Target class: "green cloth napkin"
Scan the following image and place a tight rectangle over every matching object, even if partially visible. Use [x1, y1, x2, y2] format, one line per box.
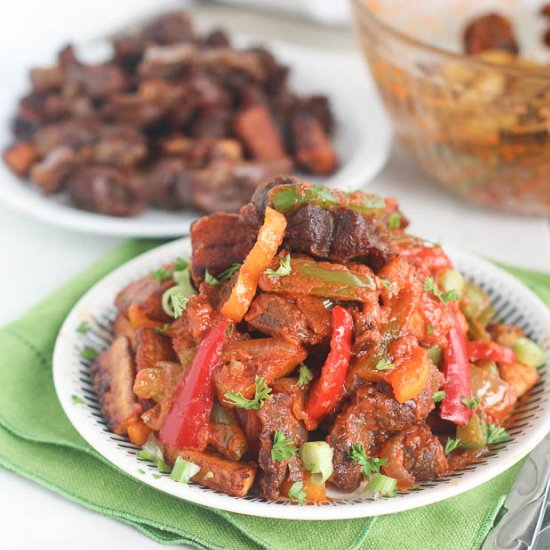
[0, 239, 548, 550]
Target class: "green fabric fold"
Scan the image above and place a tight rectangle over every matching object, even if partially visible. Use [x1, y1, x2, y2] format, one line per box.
[0, 239, 547, 550]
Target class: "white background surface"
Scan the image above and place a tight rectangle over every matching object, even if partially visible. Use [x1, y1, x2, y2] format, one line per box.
[1, 1, 550, 549]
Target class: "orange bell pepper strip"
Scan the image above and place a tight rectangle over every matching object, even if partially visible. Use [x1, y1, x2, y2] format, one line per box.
[221, 206, 287, 322]
[388, 347, 430, 403]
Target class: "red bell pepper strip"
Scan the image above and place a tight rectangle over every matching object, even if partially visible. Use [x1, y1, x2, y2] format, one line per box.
[467, 341, 516, 366]
[440, 312, 473, 425]
[399, 246, 453, 271]
[160, 320, 229, 450]
[305, 306, 353, 420]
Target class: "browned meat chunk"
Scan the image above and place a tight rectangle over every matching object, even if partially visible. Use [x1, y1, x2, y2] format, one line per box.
[66, 165, 147, 217]
[134, 328, 177, 372]
[327, 404, 378, 492]
[30, 146, 76, 194]
[115, 273, 175, 322]
[93, 336, 139, 434]
[245, 293, 330, 345]
[327, 365, 443, 491]
[3, 141, 38, 176]
[258, 391, 307, 499]
[464, 13, 519, 55]
[290, 111, 338, 174]
[164, 446, 256, 497]
[380, 425, 448, 490]
[190, 212, 256, 285]
[233, 104, 286, 161]
[286, 205, 393, 270]
[216, 338, 307, 404]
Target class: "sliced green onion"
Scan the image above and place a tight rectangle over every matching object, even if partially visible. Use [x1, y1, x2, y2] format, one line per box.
[428, 346, 442, 364]
[513, 337, 545, 368]
[364, 473, 397, 496]
[170, 456, 201, 483]
[439, 269, 465, 298]
[137, 434, 171, 473]
[299, 442, 334, 485]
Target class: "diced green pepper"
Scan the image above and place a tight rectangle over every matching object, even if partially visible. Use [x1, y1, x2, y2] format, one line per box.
[269, 183, 386, 215]
[456, 413, 487, 449]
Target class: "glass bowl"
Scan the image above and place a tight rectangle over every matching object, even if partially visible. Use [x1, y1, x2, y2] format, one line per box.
[351, 0, 550, 216]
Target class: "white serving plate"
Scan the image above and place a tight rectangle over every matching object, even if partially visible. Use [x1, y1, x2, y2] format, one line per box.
[52, 238, 550, 520]
[0, 37, 391, 237]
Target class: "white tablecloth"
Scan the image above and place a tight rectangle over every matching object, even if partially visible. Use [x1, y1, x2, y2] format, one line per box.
[1, 2, 550, 549]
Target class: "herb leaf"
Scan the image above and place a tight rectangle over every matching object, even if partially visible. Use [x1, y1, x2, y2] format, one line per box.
[80, 346, 98, 361]
[380, 278, 390, 289]
[171, 292, 189, 318]
[71, 394, 85, 405]
[152, 268, 173, 282]
[76, 321, 90, 334]
[387, 212, 401, 230]
[205, 264, 242, 285]
[348, 444, 388, 477]
[432, 390, 446, 403]
[461, 396, 481, 410]
[297, 364, 313, 387]
[155, 323, 170, 335]
[424, 277, 460, 304]
[225, 324, 234, 335]
[174, 257, 189, 272]
[265, 254, 292, 279]
[224, 376, 272, 410]
[375, 358, 394, 371]
[288, 481, 306, 505]
[485, 424, 511, 445]
[444, 438, 461, 455]
[271, 431, 298, 462]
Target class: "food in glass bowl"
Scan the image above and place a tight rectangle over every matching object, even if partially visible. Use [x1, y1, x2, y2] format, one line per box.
[352, 0, 550, 216]
[2, 11, 338, 217]
[90, 178, 545, 503]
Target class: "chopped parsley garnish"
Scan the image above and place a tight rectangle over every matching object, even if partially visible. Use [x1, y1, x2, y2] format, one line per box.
[138, 468, 146, 475]
[151, 268, 173, 282]
[424, 277, 460, 304]
[375, 358, 394, 371]
[76, 321, 90, 334]
[380, 278, 390, 289]
[155, 323, 170, 335]
[271, 431, 298, 462]
[265, 254, 292, 279]
[461, 396, 481, 410]
[288, 481, 306, 505]
[225, 324, 234, 335]
[71, 394, 85, 405]
[432, 391, 446, 403]
[224, 376, 271, 410]
[485, 424, 511, 445]
[80, 346, 98, 361]
[205, 263, 241, 285]
[174, 257, 189, 272]
[387, 212, 401, 230]
[444, 438, 461, 455]
[170, 291, 189, 318]
[426, 324, 435, 335]
[297, 364, 313, 387]
[348, 444, 388, 477]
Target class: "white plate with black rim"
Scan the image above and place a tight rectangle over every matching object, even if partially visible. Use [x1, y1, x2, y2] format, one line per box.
[0, 35, 391, 238]
[53, 238, 550, 520]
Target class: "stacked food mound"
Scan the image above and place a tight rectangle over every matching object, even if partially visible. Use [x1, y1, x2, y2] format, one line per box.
[93, 178, 544, 503]
[3, 12, 337, 216]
